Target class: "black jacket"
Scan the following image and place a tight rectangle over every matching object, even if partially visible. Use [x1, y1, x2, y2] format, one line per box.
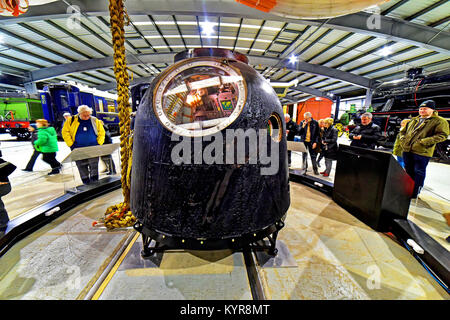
[299, 119, 320, 144]
[349, 122, 381, 149]
[321, 126, 338, 160]
[0, 158, 15, 183]
[286, 120, 300, 141]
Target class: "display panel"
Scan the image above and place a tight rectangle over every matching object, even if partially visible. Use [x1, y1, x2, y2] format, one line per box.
[153, 59, 247, 137]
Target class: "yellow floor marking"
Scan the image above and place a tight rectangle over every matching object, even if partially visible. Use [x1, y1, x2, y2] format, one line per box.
[91, 231, 140, 300]
[76, 230, 133, 300]
[45, 231, 128, 236]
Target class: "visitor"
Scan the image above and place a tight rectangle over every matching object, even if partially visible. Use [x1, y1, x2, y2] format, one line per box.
[284, 113, 299, 167]
[399, 100, 449, 199]
[349, 112, 381, 150]
[34, 119, 61, 175]
[320, 118, 338, 177]
[61, 105, 105, 184]
[298, 112, 320, 175]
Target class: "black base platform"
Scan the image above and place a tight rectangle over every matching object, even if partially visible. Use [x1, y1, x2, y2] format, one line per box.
[134, 218, 286, 258]
[392, 219, 450, 291]
[0, 176, 122, 257]
[289, 169, 333, 196]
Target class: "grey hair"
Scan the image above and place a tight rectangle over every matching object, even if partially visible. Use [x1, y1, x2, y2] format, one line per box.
[304, 112, 312, 117]
[284, 113, 291, 119]
[77, 105, 93, 114]
[361, 112, 373, 119]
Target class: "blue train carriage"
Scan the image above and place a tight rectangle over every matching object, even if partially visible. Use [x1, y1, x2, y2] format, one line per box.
[40, 83, 79, 136]
[40, 83, 120, 137]
[92, 94, 120, 136]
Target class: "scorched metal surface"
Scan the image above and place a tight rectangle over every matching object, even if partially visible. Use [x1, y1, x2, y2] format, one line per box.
[130, 48, 289, 252]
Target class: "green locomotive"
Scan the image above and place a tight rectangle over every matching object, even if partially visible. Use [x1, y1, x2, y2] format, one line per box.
[0, 95, 44, 140]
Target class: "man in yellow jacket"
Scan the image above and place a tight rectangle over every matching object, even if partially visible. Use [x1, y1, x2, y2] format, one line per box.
[62, 105, 105, 184]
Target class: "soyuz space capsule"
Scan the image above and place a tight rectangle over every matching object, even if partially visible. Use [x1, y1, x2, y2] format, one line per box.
[131, 48, 290, 254]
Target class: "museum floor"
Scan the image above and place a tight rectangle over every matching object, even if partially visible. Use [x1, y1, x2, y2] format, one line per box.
[0, 134, 448, 299]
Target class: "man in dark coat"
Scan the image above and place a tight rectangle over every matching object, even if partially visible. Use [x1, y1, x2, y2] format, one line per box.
[284, 113, 299, 167]
[320, 118, 339, 177]
[298, 112, 320, 175]
[349, 112, 381, 150]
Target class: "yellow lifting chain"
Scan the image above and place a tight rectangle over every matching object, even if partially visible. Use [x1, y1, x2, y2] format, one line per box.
[93, 0, 135, 230]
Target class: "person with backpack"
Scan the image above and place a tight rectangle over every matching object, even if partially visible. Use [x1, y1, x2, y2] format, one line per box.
[62, 105, 105, 184]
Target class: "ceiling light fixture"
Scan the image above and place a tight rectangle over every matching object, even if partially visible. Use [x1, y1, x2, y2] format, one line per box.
[289, 55, 298, 64]
[379, 46, 392, 57]
[201, 21, 215, 36]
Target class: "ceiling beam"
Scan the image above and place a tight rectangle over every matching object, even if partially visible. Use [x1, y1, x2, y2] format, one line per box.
[282, 95, 301, 103]
[404, 0, 449, 22]
[250, 55, 377, 88]
[95, 76, 154, 91]
[289, 83, 334, 99]
[25, 52, 378, 88]
[26, 52, 174, 82]
[381, 0, 410, 15]
[2, 0, 449, 54]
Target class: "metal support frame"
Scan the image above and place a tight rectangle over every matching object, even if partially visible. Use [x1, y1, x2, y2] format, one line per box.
[365, 88, 373, 109]
[1, 0, 449, 54]
[140, 229, 282, 258]
[0, 0, 448, 95]
[135, 219, 285, 258]
[334, 95, 341, 122]
[95, 76, 154, 91]
[24, 82, 38, 94]
[290, 83, 334, 99]
[25, 53, 378, 89]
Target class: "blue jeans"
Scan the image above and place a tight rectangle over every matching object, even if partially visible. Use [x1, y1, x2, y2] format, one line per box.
[402, 152, 430, 197]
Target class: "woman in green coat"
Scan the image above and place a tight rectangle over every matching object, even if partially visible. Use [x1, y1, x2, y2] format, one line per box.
[34, 119, 61, 175]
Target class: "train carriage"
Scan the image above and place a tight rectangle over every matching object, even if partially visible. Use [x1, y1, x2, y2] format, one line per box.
[0, 83, 120, 140]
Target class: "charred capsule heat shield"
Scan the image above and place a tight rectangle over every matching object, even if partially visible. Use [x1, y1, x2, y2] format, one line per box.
[131, 48, 290, 253]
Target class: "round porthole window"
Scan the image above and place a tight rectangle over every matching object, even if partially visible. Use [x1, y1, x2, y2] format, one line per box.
[267, 113, 283, 142]
[153, 58, 247, 137]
